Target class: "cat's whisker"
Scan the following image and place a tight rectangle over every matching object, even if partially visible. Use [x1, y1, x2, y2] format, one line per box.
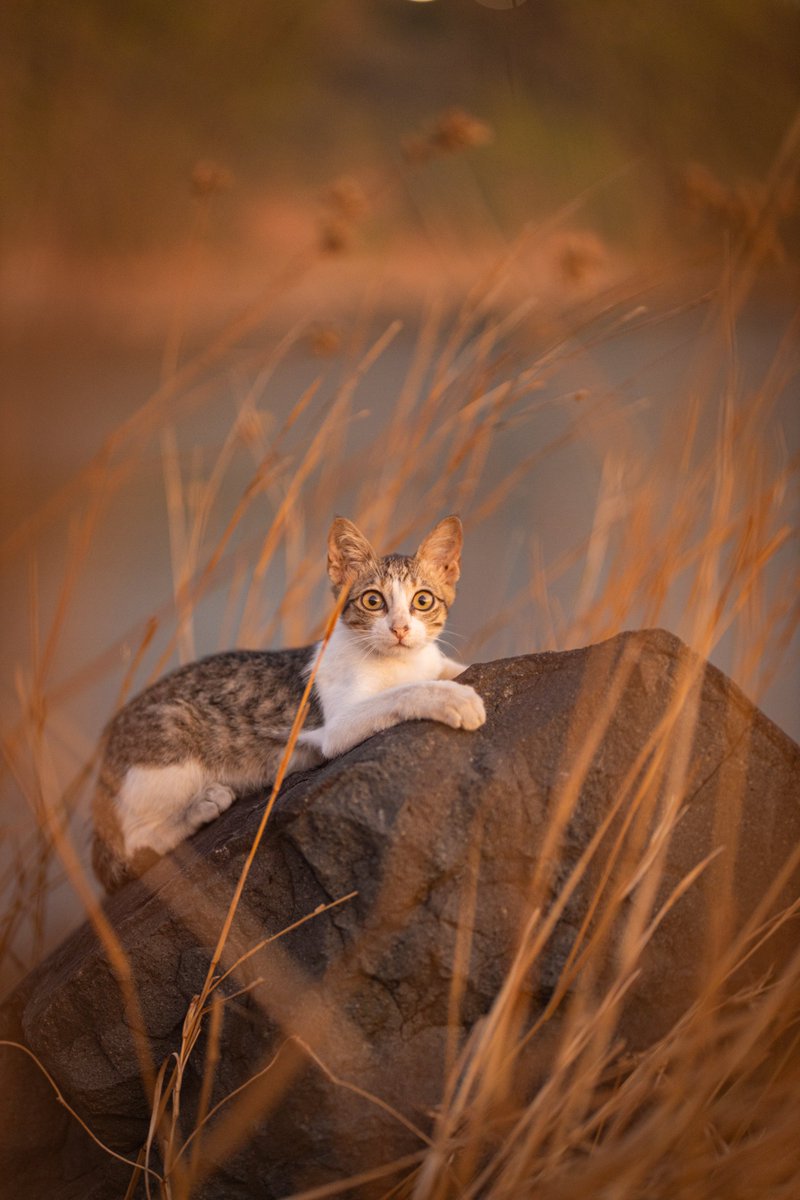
[351, 643, 379, 667]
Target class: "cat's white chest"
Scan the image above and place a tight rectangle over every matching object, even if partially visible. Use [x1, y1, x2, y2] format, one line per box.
[314, 625, 444, 721]
[360, 644, 442, 692]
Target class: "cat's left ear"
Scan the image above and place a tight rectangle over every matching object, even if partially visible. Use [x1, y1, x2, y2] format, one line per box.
[416, 515, 463, 586]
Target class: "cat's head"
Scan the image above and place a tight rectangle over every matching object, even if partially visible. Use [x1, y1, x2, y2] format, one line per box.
[327, 516, 462, 655]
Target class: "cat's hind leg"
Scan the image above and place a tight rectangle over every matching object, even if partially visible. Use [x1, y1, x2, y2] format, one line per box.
[116, 762, 234, 860]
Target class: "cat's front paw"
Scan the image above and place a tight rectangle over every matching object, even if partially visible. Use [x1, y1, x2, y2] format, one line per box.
[420, 680, 486, 731]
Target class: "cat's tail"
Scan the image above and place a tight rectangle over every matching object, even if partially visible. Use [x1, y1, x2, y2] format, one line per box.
[91, 814, 162, 893]
[91, 831, 134, 893]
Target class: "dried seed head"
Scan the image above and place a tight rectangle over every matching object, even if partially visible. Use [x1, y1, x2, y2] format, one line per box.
[323, 176, 369, 222]
[309, 324, 342, 357]
[191, 160, 234, 197]
[430, 107, 493, 153]
[402, 108, 493, 164]
[319, 217, 352, 254]
[554, 231, 607, 285]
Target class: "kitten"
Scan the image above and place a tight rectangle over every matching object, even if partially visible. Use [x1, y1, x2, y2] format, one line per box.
[92, 516, 485, 891]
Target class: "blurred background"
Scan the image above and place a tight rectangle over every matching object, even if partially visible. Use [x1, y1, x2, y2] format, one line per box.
[3, 0, 800, 260]
[1, 0, 799, 984]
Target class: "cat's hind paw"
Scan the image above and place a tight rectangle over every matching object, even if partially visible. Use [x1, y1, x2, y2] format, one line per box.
[185, 782, 235, 834]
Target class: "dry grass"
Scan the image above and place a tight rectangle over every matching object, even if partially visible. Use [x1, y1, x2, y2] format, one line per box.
[1, 111, 799, 1198]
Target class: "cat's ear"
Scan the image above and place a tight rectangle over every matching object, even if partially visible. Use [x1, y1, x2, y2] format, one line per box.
[327, 517, 378, 589]
[416, 515, 463, 586]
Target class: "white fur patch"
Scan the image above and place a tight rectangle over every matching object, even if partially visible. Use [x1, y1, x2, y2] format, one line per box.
[118, 760, 209, 857]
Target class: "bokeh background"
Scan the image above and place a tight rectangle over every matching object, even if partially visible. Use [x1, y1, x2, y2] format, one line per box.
[3, 0, 800, 259]
[1, 0, 799, 984]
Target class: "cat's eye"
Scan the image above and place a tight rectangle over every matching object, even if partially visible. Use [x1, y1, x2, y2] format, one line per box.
[412, 590, 435, 611]
[360, 590, 386, 611]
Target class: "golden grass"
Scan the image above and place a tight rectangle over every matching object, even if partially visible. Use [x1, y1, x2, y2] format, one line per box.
[1, 111, 799, 1198]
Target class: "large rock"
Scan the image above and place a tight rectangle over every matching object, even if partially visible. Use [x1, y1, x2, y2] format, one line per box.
[1, 630, 799, 1198]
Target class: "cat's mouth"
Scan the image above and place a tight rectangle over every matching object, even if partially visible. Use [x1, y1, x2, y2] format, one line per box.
[383, 636, 416, 653]
[370, 626, 423, 654]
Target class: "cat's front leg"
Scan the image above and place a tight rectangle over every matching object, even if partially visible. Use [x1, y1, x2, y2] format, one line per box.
[287, 736, 326, 771]
[438, 654, 469, 681]
[409, 679, 486, 730]
[309, 679, 486, 760]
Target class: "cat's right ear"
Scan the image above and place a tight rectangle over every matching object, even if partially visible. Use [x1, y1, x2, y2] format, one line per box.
[327, 517, 378, 590]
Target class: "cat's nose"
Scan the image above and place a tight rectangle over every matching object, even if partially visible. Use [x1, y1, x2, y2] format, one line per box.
[391, 623, 410, 641]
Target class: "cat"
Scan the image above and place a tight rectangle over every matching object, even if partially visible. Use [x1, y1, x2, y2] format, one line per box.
[91, 515, 486, 891]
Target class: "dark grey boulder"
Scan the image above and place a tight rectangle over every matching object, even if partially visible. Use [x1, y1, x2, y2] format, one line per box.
[1, 629, 798, 1198]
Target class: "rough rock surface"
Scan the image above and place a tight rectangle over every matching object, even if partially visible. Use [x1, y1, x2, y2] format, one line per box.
[1, 630, 798, 1198]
